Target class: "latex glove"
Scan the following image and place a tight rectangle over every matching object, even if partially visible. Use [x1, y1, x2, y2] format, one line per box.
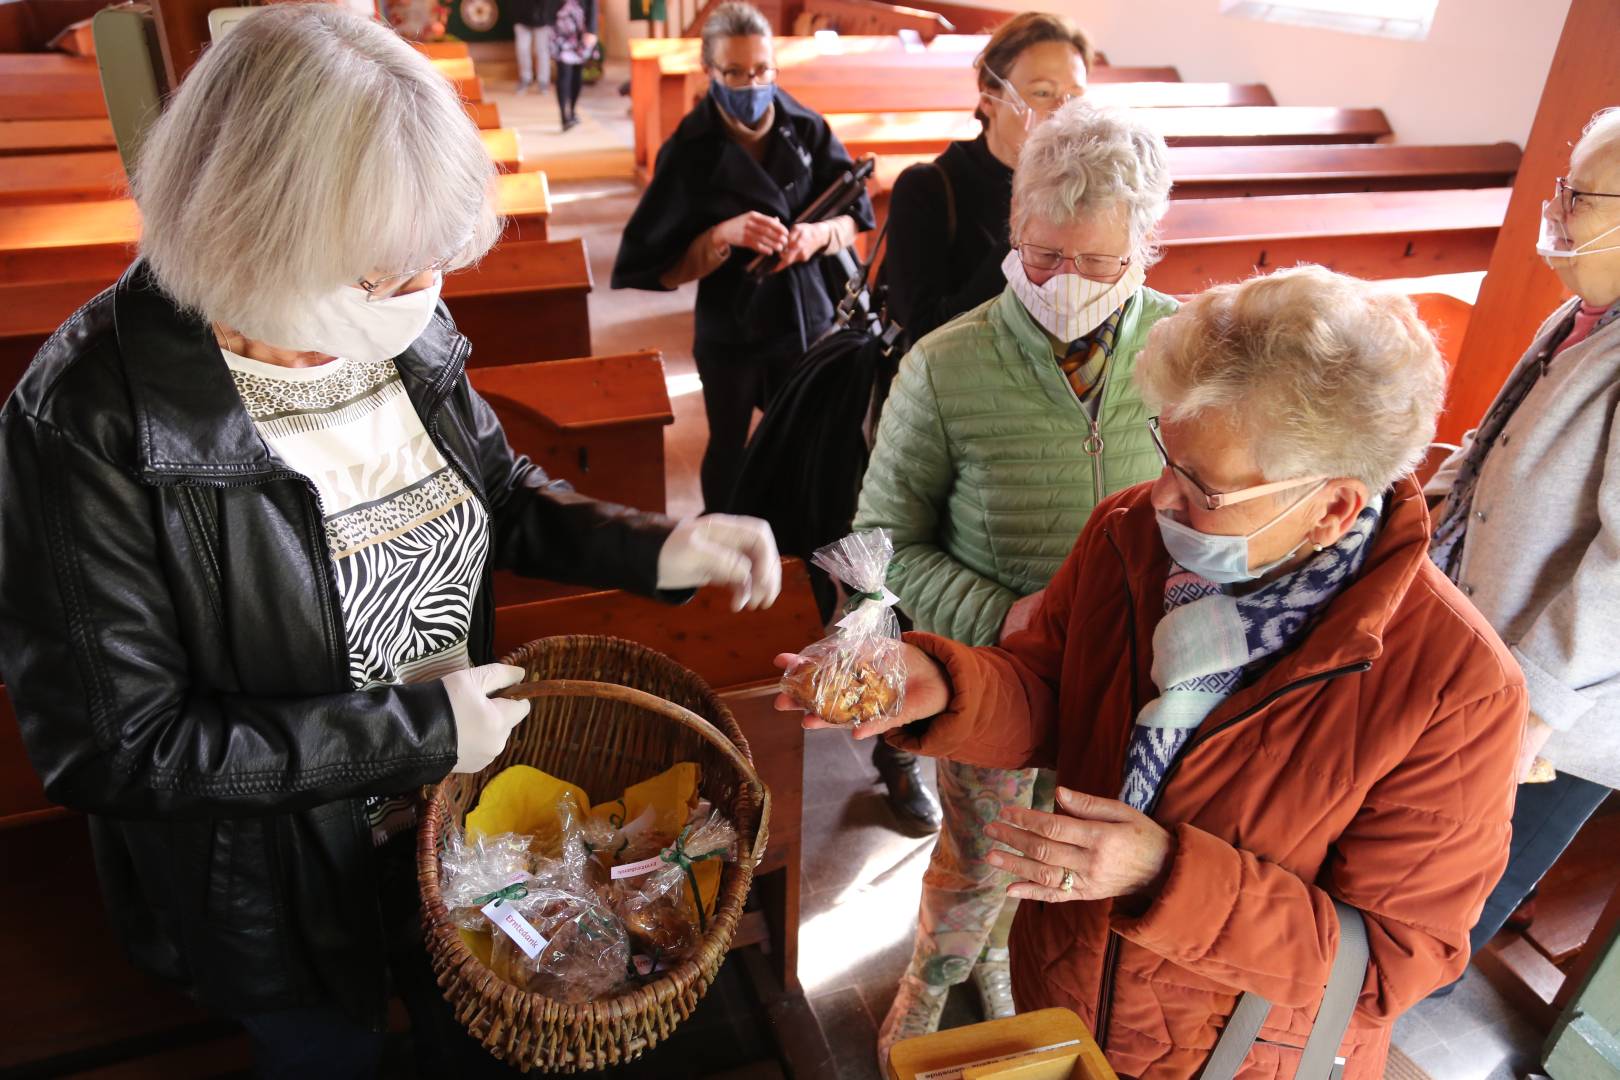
[443, 663, 529, 774]
[657, 514, 782, 611]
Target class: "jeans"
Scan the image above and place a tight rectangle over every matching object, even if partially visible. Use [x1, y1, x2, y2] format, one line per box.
[1469, 770, 1612, 954]
[513, 23, 552, 88]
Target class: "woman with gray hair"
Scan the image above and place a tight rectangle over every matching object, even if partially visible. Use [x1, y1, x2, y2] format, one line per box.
[1427, 106, 1620, 968]
[0, 6, 778, 1073]
[852, 98, 1177, 1056]
[612, 0, 874, 512]
[798, 266, 1524, 1078]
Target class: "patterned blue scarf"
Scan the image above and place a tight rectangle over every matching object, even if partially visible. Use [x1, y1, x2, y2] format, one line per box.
[1119, 499, 1384, 811]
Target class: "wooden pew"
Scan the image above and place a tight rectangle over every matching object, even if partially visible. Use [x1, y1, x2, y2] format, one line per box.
[827, 105, 1393, 158]
[0, 172, 551, 286]
[796, 0, 956, 41]
[482, 127, 522, 172]
[443, 237, 594, 364]
[0, 116, 116, 155]
[472, 352, 675, 607]
[630, 33, 1182, 174]
[1147, 187, 1510, 294]
[0, 683, 254, 1074]
[430, 55, 485, 102]
[756, 75, 1273, 117]
[465, 99, 501, 129]
[865, 143, 1521, 235]
[0, 147, 123, 204]
[413, 39, 471, 59]
[493, 560, 828, 992]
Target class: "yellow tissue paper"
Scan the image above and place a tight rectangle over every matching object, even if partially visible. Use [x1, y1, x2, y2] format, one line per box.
[465, 764, 590, 858]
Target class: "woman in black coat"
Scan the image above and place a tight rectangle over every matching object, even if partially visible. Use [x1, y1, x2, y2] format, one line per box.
[611, 0, 874, 512]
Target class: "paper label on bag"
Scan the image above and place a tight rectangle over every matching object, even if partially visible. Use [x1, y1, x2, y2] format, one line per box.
[482, 898, 548, 959]
[610, 854, 667, 880]
[911, 1040, 1082, 1080]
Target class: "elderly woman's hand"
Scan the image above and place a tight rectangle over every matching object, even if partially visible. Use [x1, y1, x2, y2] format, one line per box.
[771, 641, 951, 738]
[985, 787, 1174, 906]
[713, 211, 789, 257]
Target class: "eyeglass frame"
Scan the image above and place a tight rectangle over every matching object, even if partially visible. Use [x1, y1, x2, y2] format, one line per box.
[710, 62, 778, 88]
[982, 65, 1082, 117]
[358, 255, 454, 301]
[1014, 241, 1130, 283]
[1146, 416, 1326, 511]
[1555, 176, 1620, 217]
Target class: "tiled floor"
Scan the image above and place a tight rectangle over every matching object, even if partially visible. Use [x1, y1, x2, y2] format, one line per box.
[534, 77, 1549, 1080]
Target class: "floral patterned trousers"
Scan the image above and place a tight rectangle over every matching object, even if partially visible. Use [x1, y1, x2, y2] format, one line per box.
[905, 760, 1058, 988]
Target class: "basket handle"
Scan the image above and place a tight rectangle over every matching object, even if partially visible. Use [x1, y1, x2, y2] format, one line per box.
[494, 679, 773, 867]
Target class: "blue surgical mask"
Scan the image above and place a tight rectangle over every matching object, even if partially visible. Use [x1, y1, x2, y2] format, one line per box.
[711, 81, 773, 126]
[1154, 481, 1327, 584]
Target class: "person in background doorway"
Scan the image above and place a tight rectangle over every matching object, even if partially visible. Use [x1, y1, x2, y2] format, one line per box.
[1427, 106, 1620, 962]
[853, 100, 1176, 1057]
[510, 0, 552, 94]
[549, 0, 597, 131]
[610, 0, 874, 512]
[865, 7, 1095, 863]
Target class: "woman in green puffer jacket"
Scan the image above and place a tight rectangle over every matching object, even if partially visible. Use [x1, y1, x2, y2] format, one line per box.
[854, 99, 1178, 1061]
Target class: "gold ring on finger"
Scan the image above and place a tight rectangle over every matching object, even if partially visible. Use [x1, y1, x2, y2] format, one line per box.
[1059, 868, 1075, 893]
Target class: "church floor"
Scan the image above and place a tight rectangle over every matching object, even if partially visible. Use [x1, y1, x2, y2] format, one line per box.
[531, 66, 1547, 1068]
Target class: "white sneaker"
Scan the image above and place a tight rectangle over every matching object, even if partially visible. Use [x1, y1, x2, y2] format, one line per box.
[876, 974, 948, 1079]
[973, 948, 1015, 1020]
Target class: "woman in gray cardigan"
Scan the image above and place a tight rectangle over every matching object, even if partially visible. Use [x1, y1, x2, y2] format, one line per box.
[1427, 107, 1620, 953]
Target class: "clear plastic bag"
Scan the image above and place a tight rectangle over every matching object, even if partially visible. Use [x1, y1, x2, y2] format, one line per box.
[599, 808, 739, 973]
[779, 529, 906, 726]
[438, 827, 538, 930]
[487, 885, 631, 1003]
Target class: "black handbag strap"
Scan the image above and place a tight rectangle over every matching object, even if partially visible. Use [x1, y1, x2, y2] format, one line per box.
[1201, 900, 1369, 1080]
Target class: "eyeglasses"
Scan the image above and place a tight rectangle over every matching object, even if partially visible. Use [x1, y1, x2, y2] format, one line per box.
[984, 66, 1081, 117]
[1555, 176, 1620, 216]
[358, 255, 454, 301]
[714, 63, 777, 88]
[1147, 416, 1325, 511]
[1016, 242, 1130, 283]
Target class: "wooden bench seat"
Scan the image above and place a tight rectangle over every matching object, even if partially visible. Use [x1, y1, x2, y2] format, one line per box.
[413, 39, 471, 59]
[0, 147, 122, 204]
[1148, 187, 1510, 294]
[828, 105, 1393, 158]
[758, 76, 1273, 116]
[473, 351, 674, 606]
[443, 237, 593, 363]
[0, 117, 116, 155]
[0, 171, 550, 286]
[481, 127, 521, 172]
[430, 55, 484, 102]
[630, 33, 1182, 172]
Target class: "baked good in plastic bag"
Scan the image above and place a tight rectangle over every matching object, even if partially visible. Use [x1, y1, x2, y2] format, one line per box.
[437, 827, 537, 931]
[486, 887, 631, 1003]
[780, 530, 906, 727]
[599, 809, 738, 970]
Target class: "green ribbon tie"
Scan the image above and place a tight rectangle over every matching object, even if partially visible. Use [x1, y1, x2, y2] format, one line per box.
[471, 881, 528, 908]
[659, 824, 726, 932]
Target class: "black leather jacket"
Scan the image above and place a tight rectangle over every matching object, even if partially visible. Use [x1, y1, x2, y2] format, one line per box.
[0, 264, 678, 1027]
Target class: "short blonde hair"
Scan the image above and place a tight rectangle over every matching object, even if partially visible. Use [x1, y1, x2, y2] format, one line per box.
[1134, 265, 1445, 492]
[1010, 99, 1172, 267]
[132, 4, 501, 348]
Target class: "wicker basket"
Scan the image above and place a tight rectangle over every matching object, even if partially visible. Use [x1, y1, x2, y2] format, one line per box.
[416, 635, 770, 1073]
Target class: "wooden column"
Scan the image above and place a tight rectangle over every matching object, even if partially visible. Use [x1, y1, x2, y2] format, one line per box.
[1443, 0, 1620, 445]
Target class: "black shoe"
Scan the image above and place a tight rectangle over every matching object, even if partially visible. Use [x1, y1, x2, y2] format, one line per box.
[873, 741, 942, 835]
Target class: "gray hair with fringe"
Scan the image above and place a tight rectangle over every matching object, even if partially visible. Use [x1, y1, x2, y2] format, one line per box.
[131, 4, 502, 348]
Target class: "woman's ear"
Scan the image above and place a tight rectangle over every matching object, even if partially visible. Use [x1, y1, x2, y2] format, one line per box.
[1310, 480, 1369, 547]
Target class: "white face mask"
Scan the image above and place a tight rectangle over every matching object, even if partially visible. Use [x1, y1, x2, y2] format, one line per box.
[1155, 480, 1327, 585]
[294, 275, 443, 362]
[1537, 200, 1620, 261]
[1003, 249, 1145, 342]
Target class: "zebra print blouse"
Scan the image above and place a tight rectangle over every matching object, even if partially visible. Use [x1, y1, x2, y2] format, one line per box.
[222, 348, 491, 844]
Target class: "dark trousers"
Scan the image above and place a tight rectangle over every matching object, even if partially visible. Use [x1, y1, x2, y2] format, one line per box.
[694, 346, 798, 513]
[1469, 770, 1612, 954]
[556, 62, 583, 123]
